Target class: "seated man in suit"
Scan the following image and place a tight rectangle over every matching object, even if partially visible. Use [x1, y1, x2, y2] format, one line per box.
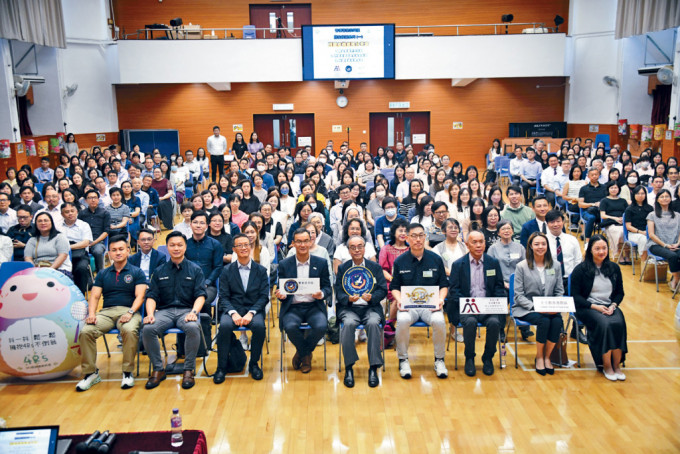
[519, 195, 550, 247]
[334, 235, 388, 388]
[129, 228, 167, 283]
[142, 231, 207, 390]
[77, 235, 147, 391]
[275, 228, 332, 373]
[214, 233, 269, 383]
[391, 223, 449, 380]
[446, 230, 506, 377]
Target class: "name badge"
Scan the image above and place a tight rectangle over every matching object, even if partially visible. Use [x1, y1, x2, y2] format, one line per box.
[423, 270, 433, 278]
[384, 228, 391, 234]
[510, 253, 520, 259]
[486, 269, 496, 277]
[546, 269, 555, 275]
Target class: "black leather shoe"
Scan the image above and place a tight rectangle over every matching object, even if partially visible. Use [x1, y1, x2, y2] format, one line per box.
[464, 358, 476, 377]
[535, 358, 546, 376]
[181, 370, 195, 389]
[213, 369, 226, 384]
[249, 363, 263, 381]
[570, 326, 588, 345]
[368, 367, 379, 388]
[482, 359, 494, 376]
[343, 368, 355, 388]
[520, 328, 534, 341]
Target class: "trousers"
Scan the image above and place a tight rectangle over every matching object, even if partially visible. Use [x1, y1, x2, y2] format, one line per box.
[340, 308, 383, 368]
[396, 308, 446, 360]
[142, 307, 202, 372]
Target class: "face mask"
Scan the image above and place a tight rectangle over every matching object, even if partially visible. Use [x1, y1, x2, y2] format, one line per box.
[385, 208, 397, 217]
[319, 158, 327, 164]
[376, 190, 386, 199]
[432, 157, 440, 165]
[444, 182, 451, 189]
[310, 203, 317, 210]
[257, 166, 266, 172]
[627, 177, 638, 184]
[171, 166, 178, 172]
[279, 163, 287, 170]
[281, 187, 289, 195]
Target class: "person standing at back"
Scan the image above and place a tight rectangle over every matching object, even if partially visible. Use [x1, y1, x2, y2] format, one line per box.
[207, 126, 228, 182]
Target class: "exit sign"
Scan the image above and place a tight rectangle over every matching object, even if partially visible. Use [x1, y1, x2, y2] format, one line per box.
[389, 102, 410, 109]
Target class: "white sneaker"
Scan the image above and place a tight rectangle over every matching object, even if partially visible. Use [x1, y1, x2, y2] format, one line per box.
[76, 371, 101, 392]
[615, 371, 626, 381]
[239, 332, 250, 351]
[317, 337, 325, 346]
[399, 359, 412, 379]
[450, 327, 464, 342]
[358, 329, 367, 342]
[434, 359, 448, 378]
[121, 373, 134, 389]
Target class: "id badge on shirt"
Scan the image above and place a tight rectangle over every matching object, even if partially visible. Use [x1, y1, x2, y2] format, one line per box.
[423, 270, 433, 278]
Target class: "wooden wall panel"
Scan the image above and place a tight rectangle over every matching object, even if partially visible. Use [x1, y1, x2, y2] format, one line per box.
[113, 0, 569, 38]
[115, 77, 566, 168]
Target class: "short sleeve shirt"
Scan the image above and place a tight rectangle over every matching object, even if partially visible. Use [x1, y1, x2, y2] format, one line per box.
[93, 262, 146, 308]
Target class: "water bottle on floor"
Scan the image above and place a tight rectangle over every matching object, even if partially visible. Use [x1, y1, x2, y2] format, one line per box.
[171, 408, 183, 447]
[500, 343, 507, 369]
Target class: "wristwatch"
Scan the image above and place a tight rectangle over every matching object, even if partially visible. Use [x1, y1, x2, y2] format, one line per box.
[191, 310, 198, 315]
[127, 309, 134, 314]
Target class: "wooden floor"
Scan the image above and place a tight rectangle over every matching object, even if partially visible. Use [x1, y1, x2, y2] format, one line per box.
[1, 235, 679, 453]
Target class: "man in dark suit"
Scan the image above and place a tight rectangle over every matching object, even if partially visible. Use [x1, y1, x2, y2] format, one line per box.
[275, 227, 332, 373]
[129, 228, 167, 282]
[519, 195, 550, 247]
[213, 233, 269, 383]
[446, 230, 506, 377]
[334, 235, 387, 388]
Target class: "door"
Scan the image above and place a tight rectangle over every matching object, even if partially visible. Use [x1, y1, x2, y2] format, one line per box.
[253, 114, 315, 152]
[249, 4, 311, 39]
[369, 112, 431, 154]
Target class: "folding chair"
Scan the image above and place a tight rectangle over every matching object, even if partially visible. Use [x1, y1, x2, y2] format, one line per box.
[563, 199, 582, 235]
[184, 186, 193, 200]
[617, 213, 637, 275]
[279, 323, 327, 372]
[536, 174, 544, 195]
[496, 157, 511, 186]
[157, 245, 170, 260]
[337, 323, 385, 372]
[149, 313, 214, 377]
[639, 226, 667, 292]
[566, 274, 583, 368]
[102, 328, 141, 376]
[380, 168, 395, 183]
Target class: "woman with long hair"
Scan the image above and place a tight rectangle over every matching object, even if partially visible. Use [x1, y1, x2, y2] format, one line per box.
[599, 181, 629, 263]
[242, 220, 270, 276]
[399, 179, 423, 218]
[647, 188, 680, 289]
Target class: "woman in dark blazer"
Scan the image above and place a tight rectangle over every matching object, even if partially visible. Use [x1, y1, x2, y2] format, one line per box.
[571, 234, 627, 381]
[512, 232, 564, 375]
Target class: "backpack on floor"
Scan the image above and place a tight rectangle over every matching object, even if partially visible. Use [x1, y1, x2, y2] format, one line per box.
[225, 332, 247, 373]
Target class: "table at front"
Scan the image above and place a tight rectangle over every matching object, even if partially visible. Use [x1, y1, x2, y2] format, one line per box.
[60, 430, 207, 454]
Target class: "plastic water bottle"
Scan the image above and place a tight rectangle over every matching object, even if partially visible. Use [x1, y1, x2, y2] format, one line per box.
[500, 343, 507, 369]
[170, 408, 183, 447]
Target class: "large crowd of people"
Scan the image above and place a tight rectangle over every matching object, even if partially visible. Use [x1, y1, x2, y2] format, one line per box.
[4, 128, 666, 389]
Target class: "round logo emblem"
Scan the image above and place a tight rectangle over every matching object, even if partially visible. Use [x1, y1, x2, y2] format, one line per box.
[283, 279, 299, 294]
[124, 274, 133, 284]
[341, 266, 375, 297]
[345, 65, 353, 73]
[407, 287, 434, 305]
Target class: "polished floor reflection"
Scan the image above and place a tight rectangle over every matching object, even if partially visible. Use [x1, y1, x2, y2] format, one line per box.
[1, 261, 679, 453]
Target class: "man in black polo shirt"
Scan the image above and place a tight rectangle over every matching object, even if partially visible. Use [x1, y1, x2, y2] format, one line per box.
[391, 223, 449, 380]
[185, 211, 223, 307]
[76, 235, 147, 392]
[7, 205, 33, 261]
[578, 167, 607, 244]
[142, 231, 207, 390]
[78, 189, 111, 272]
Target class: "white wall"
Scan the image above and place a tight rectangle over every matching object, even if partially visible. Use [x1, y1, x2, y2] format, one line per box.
[62, 0, 109, 41]
[25, 45, 65, 135]
[115, 34, 567, 84]
[0, 40, 20, 142]
[619, 35, 654, 124]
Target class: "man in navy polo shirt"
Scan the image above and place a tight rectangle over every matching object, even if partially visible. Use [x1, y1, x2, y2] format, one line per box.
[76, 235, 147, 392]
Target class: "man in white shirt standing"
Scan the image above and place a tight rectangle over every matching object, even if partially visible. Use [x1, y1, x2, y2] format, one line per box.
[540, 154, 561, 208]
[509, 146, 524, 185]
[207, 125, 228, 182]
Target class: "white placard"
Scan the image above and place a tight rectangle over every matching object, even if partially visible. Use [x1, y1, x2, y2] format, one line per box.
[412, 134, 426, 144]
[297, 136, 312, 147]
[332, 125, 343, 133]
[459, 297, 508, 314]
[402, 285, 439, 309]
[389, 101, 410, 109]
[281, 278, 320, 295]
[533, 296, 575, 313]
[273, 103, 294, 111]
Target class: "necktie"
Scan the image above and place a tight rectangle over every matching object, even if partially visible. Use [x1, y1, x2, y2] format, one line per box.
[556, 236, 565, 277]
[541, 222, 547, 234]
[554, 168, 557, 176]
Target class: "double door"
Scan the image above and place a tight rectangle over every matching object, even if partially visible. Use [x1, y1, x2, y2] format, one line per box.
[249, 4, 311, 39]
[253, 114, 315, 151]
[369, 112, 430, 153]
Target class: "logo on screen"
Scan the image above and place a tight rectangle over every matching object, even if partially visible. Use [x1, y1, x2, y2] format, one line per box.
[345, 65, 353, 73]
[334, 66, 340, 72]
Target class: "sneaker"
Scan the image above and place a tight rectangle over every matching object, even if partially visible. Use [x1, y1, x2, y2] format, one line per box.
[317, 337, 325, 346]
[358, 329, 367, 342]
[399, 359, 412, 379]
[76, 371, 101, 392]
[121, 373, 134, 390]
[239, 332, 250, 351]
[450, 327, 464, 342]
[434, 359, 448, 378]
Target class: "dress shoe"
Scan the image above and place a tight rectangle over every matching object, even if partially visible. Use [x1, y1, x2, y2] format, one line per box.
[181, 370, 195, 389]
[464, 358, 476, 377]
[368, 367, 379, 388]
[300, 353, 313, 373]
[249, 363, 263, 381]
[482, 359, 494, 376]
[603, 370, 618, 381]
[570, 326, 588, 345]
[213, 369, 226, 384]
[292, 351, 302, 370]
[520, 328, 534, 341]
[615, 371, 626, 381]
[544, 359, 555, 375]
[535, 358, 546, 376]
[343, 368, 355, 388]
[145, 370, 166, 389]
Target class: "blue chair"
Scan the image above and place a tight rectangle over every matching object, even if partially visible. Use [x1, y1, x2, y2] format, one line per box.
[184, 186, 193, 200]
[365, 180, 375, 192]
[279, 323, 327, 372]
[563, 199, 581, 235]
[566, 274, 584, 368]
[495, 156, 511, 185]
[616, 213, 637, 275]
[380, 168, 395, 183]
[337, 323, 385, 372]
[35, 183, 44, 195]
[536, 174, 544, 195]
[157, 245, 170, 261]
[243, 25, 256, 39]
[594, 134, 610, 151]
[639, 226, 666, 292]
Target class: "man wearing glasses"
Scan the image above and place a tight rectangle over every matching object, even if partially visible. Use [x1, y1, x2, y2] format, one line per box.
[7, 205, 33, 261]
[214, 233, 269, 383]
[275, 228, 332, 374]
[78, 190, 111, 272]
[0, 192, 17, 234]
[129, 228, 167, 283]
[427, 202, 449, 248]
[390, 223, 450, 379]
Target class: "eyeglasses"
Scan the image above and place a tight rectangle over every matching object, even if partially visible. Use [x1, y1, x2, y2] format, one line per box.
[409, 233, 426, 239]
[434, 210, 448, 215]
[348, 245, 365, 251]
[234, 243, 250, 249]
